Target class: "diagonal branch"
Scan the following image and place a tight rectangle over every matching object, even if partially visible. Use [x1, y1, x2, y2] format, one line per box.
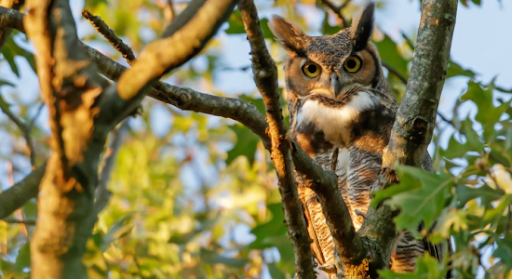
[0, 162, 46, 219]
[95, 0, 238, 129]
[0, 0, 25, 50]
[239, 0, 316, 277]
[291, 142, 366, 270]
[81, 10, 136, 65]
[0, 92, 37, 168]
[319, 0, 350, 28]
[1, 6, 364, 274]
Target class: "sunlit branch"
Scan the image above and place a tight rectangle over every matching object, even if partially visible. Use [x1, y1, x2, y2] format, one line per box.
[95, 0, 238, 129]
[82, 9, 136, 65]
[239, 0, 316, 277]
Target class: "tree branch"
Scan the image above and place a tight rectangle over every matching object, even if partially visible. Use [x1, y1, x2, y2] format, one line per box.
[0, 0, 25, 50]
[381, 0, 457, 171]
[81, 9, 136, 65]
[26, 0, 107, 275]
[0, 162, 46, 219]
[0, 6, 382, 275]
[319, 0, 350, 28]
[291, 142, 366, 269]
[164, 0, 176, 24]
[95, 0, 238, 129]
[360, 0, 458, 270]
[240, 0, 315, 277]
[2, 219, 36, 225]
[0, 93, 37, 168]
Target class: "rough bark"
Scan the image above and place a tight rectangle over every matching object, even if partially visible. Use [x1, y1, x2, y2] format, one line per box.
[22, 0, 237, 277]
[291, 143, 366, 270]
[0, 0, 24, 49]
[239, 0, 316, 277]
[360, 0, 458, 276]
[0, 0, 458, 276]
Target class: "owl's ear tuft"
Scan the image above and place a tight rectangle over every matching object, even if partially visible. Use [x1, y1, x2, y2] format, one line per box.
[268, 15, 306, 53]
[350, 2, 375, 51]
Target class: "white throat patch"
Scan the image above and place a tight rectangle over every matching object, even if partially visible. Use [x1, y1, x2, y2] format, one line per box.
[296, 91, 376, 147]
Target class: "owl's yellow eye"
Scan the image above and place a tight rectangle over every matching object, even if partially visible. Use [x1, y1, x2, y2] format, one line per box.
[344, 56, 362, 73]
[302, 62, 321, 78]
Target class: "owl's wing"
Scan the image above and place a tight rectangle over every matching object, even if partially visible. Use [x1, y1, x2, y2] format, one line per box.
[296, 148, 344, 279]
[297, 182, 336, 268]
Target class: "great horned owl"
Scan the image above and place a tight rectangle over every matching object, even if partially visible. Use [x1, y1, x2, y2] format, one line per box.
[268, 3, 446, 278]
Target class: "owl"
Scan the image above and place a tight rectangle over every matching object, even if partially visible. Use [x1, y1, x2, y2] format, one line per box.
[268, 3, 447, 278]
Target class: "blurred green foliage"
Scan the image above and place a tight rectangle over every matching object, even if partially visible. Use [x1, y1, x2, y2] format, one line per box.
[0, 0, 510, 278]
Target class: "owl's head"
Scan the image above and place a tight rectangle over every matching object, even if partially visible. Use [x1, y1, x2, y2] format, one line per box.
[269, 3, 386, 102]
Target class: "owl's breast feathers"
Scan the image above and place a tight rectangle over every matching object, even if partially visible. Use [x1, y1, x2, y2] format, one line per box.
[291, 91, 395, 154]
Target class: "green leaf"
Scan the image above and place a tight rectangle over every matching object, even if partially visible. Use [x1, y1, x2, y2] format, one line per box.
[239, 95, 266, 115]
[85, 0, 108, 8]
[226, 11, 274, 39]
[480, 194, 512, 227]
[267, 262, 286, 279]
[321, 11, 339, 35]
[2, 46, 19, 77]
[462, 117, 484, 151]
[226, 124, 260, 166]
[15, 241, 30, 272]
[100, 212, 134, 251]
[456, 184, 504, 208]
[493, 236, 512, 274]
[225, 11, 245, 35]
[3, 35, 37, 76]
[375, 35, 409, 80]
[373, 166, 455, 236]
[446, 60, 476, 79]
[200, 248, 247, 267]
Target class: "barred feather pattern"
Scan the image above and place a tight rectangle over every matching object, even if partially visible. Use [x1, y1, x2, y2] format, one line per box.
[288, 94, 445, 277]
[269, 11, 448, 277]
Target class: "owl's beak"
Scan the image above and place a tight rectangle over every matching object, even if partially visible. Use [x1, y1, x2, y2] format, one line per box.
[330, 73, 342, 97]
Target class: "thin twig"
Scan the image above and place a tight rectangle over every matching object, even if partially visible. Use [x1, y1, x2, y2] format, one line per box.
[382, 62, 408, 85]
[0, 93, 37, 168]
[95, 0, 238, 129]
[6, 162, 28, 235]
[82, 10, 136, 65]
[1, 219, 36, 225]
[165, 0, 176, 24]
[320, 0, 350, 27]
